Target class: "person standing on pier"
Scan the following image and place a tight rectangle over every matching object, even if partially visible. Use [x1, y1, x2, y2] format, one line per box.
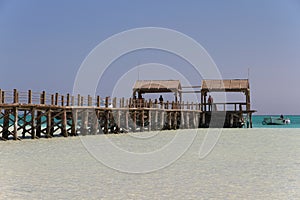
[208, 95, 213, 111]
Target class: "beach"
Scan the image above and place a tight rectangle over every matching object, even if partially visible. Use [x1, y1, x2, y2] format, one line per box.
[0, 128, 299, 199]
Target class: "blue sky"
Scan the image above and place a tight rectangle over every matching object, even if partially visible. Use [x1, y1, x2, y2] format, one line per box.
[0, 0, 299, 114]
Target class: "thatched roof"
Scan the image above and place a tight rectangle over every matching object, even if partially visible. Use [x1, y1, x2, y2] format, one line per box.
[133, 80, 181, 93]
[201, 79, 249, 92]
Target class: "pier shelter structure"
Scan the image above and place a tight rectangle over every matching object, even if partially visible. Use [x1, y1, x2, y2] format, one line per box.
[132, 80, 182, 103]
[200, 79, 255, 128]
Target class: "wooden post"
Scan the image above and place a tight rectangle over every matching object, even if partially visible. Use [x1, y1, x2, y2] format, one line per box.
[51, 94, 54, 105]
[104, 98, 109, 133]
[67, 94, 70, 106]
[192, 111, 197, 128]
[13, 89, 18, 103]
[81, 109, 88, 135]
[121, 97, 125, 108]
[113, 97, 117, 108]
[174, 111, 178, 129]
[155, 109, 158, 130]
[140, 110, 144, 132]
[28, 90, 32, 104]
[31, 108, 36, 139]
[21, 110, 27, 138]
[126, 99, 129, 108]
[77, 94, 81, 106]
[105, 97, 109, 108]
[181, 111, 185, 129]
[0, 89, 2, 103]
[117, 110, 121, 132]
[125, 110, 129, 131]
[36, 111, 41, 138]
[133, 110, 137, 132]
[148, 110, 152, 131]
[71, 109, 78, 135]
[186, 112, 190, 129]
[246, 90, 251, 111]
[41, 91, 46, 104]
[97, 96, 100, 107]
[3, 109, 10, 139]
[167, 111, 172, 129]
[88, 95, 92, 106]
[61, 109, 68, 137]
[91, 110, 98, 134]
[13, 107, 18, 140]
[81, 96, 84, 106]
[1, 91, 4, 103]
[55, 93, 59, 105]
[46, 109, 52, 137]
[160, 110, 165, 130]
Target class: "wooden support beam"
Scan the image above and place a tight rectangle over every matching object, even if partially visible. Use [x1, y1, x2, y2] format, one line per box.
[160, 111, 165, 130]
[91, 110, 98, 134]
[3, 109, 10, 139]
[71, 109, 78, 136]
[47, 109, 52, 137]
[61, 109, 68, 137]
[81, 109, 89, 135]
[148, 110, 152, 131]
[13, 107, 18, 140]
[31, 108, 36, 139]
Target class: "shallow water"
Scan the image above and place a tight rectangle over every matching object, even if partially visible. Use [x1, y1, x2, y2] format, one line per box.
[0, 129, 299, 199]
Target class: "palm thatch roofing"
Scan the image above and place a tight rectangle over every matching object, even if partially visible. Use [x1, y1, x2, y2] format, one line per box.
[133, 80, 182, 93]
[201, 79, 249, 92]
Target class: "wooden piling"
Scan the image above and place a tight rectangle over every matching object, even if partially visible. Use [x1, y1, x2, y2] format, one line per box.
[61, 109, 68, 137]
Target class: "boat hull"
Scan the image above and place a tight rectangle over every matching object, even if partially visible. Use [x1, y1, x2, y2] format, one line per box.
[262, 117, 290, 125]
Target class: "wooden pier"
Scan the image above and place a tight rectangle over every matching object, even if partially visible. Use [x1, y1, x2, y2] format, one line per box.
[0, 89, 203, 140]
[0, 79, 256, 141]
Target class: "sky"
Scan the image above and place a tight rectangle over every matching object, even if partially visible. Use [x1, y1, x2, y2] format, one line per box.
[0, 0, 300, 114]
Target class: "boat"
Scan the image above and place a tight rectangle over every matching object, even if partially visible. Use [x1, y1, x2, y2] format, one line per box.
[262, 116, 291, 125]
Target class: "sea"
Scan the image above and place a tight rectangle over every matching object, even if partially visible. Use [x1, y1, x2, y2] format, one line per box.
[252, 115, 300, 128]
[0, 116, 299, 199]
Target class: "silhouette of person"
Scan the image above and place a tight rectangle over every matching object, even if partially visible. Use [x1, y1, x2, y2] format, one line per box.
[159, 95, 163, 103]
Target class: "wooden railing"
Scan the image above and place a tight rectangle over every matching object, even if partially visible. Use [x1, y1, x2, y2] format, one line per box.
[0, 89, 201, 111]
[202, 102, 249, 112]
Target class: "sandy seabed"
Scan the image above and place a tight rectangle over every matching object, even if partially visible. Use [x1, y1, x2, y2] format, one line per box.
[0, 128, 299, 200]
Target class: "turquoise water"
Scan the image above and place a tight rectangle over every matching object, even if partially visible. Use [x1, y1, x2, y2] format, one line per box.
[1, 114, 299, 128]
[252, 115, 300, 128]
